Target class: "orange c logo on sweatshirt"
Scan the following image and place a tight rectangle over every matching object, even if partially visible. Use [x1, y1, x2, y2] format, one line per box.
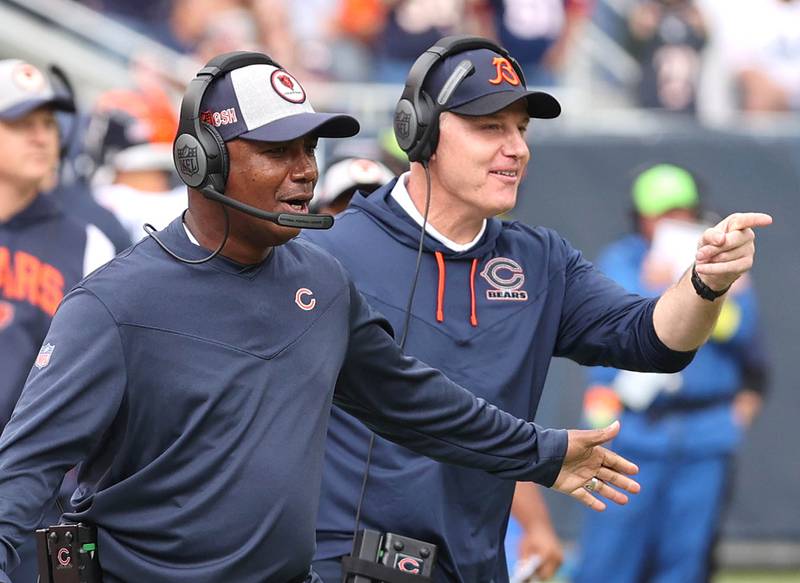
[0, 248, 65, 316]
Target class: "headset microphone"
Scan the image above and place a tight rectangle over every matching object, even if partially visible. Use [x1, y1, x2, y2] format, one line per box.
[198, 185, 334, 229]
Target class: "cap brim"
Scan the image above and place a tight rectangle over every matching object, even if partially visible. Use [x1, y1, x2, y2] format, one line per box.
[239, 112, 360, 142]
[0, 96, 75, 120]
[450, 90, 561, 119]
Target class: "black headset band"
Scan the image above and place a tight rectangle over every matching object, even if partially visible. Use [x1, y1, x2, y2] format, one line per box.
[46, 64, 77, 162]
[395, 35, 526, 162]
[177, 51, 281, 147]
[399, 35, 524, 110]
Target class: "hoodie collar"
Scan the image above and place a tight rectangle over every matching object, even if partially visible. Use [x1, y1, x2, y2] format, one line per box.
[350, 177, 503, 260]
[2, 193, 62, 228]
[389, 172, 487, 253]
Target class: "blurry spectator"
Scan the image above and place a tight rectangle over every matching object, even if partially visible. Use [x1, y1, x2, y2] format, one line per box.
[477, 0, 594, 86]
[574, 164, 769, 583]
[84, 85, 185, 240]
[330, 0, 387, 80]
[372, 0, 485, 82]
[250, 0, 304, 73]
[35, 67, 132, 253]
[627, 0, 707, 113]
[312, 156, 395, 214]
[726, 0, 800, 112]
[0, 59, 116, 583]
[192, 7, 262, 65]
[169, 0, 249, 53]
[78, 0, 181, 50]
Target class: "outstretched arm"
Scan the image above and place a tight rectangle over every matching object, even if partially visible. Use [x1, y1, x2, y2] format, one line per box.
[334, 281, 640, 509]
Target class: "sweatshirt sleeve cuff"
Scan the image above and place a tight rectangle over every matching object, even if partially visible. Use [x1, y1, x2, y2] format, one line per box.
[643, 300, 697, 373]
[526, 427, 568, 487]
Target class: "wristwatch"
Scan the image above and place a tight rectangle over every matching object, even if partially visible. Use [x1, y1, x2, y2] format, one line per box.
[691, 263, 731, 301]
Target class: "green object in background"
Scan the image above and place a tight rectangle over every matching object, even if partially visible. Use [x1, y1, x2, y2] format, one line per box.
[632, 164, 699, 217]
[379, 127, 408, 163]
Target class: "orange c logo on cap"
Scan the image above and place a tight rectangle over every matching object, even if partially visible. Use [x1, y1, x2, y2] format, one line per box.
[489, 57, 520, 86]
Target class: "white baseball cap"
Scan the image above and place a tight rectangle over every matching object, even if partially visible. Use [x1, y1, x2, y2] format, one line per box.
[200, 63, 358, 142]
[0, 59, 74, 120]
[316, 158, 395, 208]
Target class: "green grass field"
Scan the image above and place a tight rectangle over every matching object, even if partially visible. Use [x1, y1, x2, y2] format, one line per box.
[714, 572, 800, 583]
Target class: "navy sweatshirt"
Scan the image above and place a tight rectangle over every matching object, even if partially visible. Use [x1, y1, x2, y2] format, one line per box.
[305, 178, 695, 583]
[0, 194, 115, 430]
[0, 217, 569, 583]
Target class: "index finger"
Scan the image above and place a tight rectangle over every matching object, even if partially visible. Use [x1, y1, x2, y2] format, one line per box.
[720, 212, 773, 233]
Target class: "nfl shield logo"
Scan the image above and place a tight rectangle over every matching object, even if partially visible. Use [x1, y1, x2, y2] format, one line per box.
[177, 145, 199, 176]
[34, 343, 55, 369]
[394, 111, 411, 140]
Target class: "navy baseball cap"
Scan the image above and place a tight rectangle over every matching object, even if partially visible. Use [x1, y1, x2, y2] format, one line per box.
[0, 60, 75, 120]
[423, 48, 560, 118]
[199, 63, 359, 142]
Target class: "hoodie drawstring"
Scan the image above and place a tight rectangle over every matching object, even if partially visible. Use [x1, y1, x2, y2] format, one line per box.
[434, 251, 446, 323]
[434, 252, 479, 328]
[469, 258, 479, 327]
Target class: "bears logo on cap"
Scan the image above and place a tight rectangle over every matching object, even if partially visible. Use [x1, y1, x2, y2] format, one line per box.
[270, 70, 306, 104]
[12, 62, 46, 93]
[488, 57, 520, 87]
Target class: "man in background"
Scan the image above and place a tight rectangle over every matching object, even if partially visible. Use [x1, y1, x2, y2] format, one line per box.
[312, 156, 395, 215]
[0, 58, 116, 583]
[575, 164, 768, 583]
[85, 85, 185, 240]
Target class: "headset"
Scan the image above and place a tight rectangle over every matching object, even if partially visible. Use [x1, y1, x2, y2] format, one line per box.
[46, 64, 78, 163]
[172, 51, 334, 230]
[393, 35, 526, 164]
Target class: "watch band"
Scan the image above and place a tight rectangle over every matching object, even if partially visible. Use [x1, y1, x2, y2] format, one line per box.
[691, 263, 731, 301]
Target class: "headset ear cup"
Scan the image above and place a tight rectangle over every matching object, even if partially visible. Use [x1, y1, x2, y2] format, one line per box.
[173, 133, 208, 188]
[198, 123, 229, 192]
[394, 99, 419, 155]
[408, 91, 438, 163]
